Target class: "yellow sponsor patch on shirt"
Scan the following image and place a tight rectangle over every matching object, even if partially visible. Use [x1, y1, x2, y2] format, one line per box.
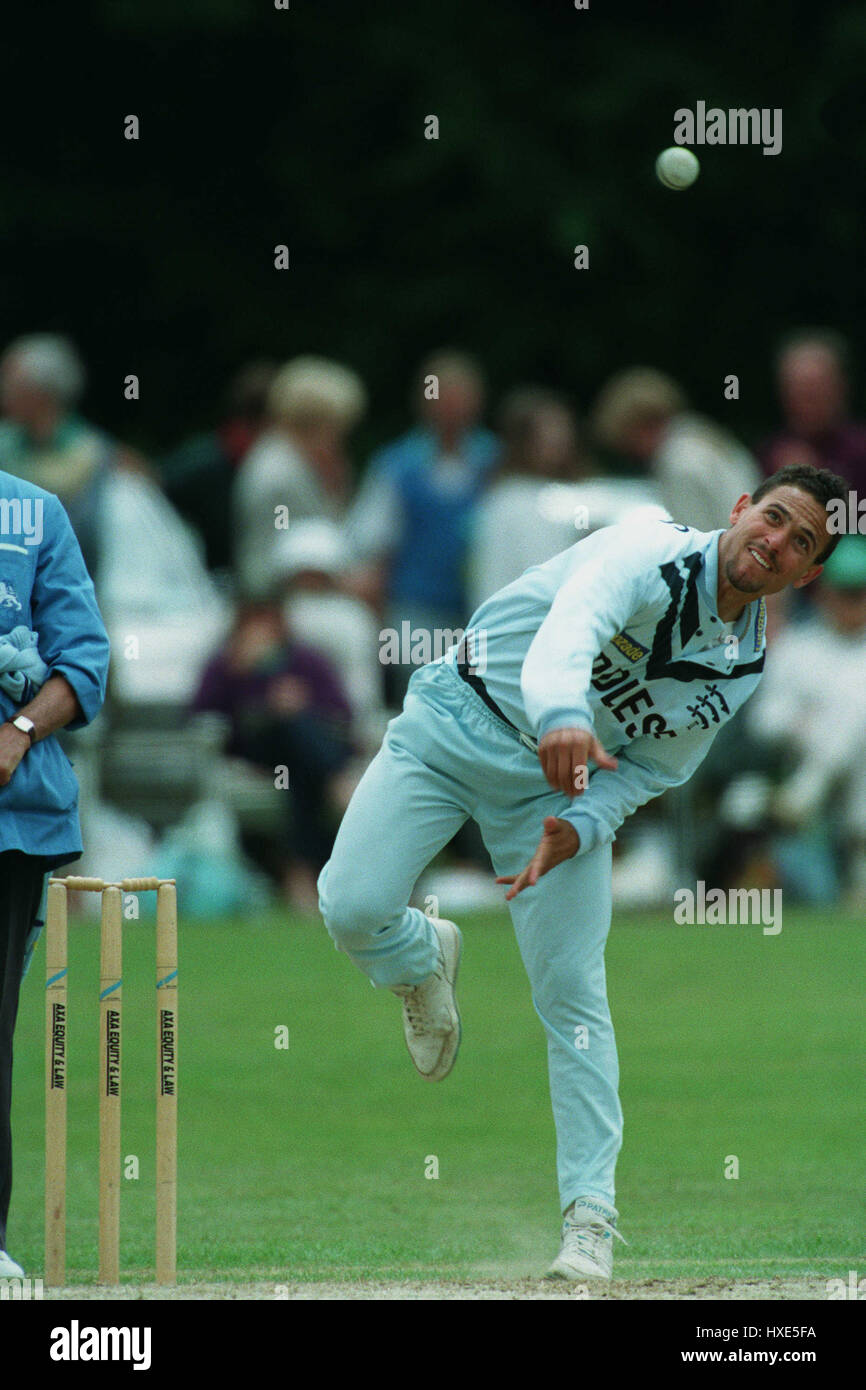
[611, 630, 649, 663]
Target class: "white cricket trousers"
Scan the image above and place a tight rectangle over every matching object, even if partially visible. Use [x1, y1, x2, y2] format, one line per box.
[318, 658, 623, 1213]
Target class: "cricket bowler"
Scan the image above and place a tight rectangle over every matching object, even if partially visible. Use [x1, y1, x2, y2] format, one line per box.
[318, 463, 846, 1280]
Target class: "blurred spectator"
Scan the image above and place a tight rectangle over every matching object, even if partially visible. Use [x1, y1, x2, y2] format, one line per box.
[346, 350, 498, 699]
[160, 360, 277, 574]
[468, 388, 585, 607]
[759, 330, 866, 494]
[233, 357, 366, 599]
[272, 519, 388, 755]
[0, 335, 114, 575]
[715, 537, 866, 904]
[591, 367, 760, 531]
[97, 466, 230, 703]
[191, 601, 355, 908]
[468, 386, 670, 611]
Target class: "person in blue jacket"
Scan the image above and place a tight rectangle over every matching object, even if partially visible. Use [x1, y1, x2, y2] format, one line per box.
[0, 468, 110, 1278]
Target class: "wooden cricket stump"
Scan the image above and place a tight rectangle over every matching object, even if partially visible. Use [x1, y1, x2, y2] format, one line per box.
[44, 876, 178, 1288]
[155, 882, 178, 1285]
[44, 880, 68, 1288]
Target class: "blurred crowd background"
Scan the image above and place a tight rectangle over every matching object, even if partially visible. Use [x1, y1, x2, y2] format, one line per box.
[4, 329, 866, 915]
[3, 0, 866, 914]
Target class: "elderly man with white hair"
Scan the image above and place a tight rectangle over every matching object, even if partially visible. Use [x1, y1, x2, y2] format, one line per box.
[232, 356, 367, 599]
[0, 335, 114, 576]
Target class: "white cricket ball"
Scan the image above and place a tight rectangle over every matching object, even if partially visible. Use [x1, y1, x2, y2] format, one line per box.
[655, 146, 700, 190]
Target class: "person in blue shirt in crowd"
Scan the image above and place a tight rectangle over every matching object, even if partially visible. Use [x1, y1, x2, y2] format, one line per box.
[347, 350, 499, 701]
[0, 468, 110, 1279]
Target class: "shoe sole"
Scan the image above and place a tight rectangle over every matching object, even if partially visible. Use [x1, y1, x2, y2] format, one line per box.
[545, 1260, 611, 1281]
[415, 920, 462, 1083]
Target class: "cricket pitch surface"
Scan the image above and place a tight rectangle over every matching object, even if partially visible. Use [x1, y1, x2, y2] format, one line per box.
[42, 1275, 828, 1300]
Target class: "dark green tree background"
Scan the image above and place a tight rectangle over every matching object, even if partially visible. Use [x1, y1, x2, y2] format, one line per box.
[2, 0, 865, 464]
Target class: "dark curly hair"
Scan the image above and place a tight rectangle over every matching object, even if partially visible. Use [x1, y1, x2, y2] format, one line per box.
[750, 464, 849, 563]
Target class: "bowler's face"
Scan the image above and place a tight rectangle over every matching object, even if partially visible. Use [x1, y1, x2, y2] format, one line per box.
[720, 485, 830, 599]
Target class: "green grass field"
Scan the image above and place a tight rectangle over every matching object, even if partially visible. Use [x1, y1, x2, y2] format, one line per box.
[9, 904, 866, 1292]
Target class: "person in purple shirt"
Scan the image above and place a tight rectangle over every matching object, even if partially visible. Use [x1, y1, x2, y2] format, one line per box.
[759, 330, 866, 497]
[192, 601, 354, 907]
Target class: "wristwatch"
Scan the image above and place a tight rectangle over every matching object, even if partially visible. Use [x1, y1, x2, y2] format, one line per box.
[8, 715, 35, 745]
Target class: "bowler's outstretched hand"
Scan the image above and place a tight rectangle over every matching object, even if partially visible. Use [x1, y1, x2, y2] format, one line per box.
[496, 817, 580, 900]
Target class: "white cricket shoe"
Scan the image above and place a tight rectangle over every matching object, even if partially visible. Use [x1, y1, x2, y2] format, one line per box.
[0, 1250, 24, 1278]
[390, 919, 462, 1082]
[546, 1197, 626, 1281]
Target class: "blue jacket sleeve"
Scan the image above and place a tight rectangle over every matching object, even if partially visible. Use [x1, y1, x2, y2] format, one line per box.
[32, 493, 110, 728]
